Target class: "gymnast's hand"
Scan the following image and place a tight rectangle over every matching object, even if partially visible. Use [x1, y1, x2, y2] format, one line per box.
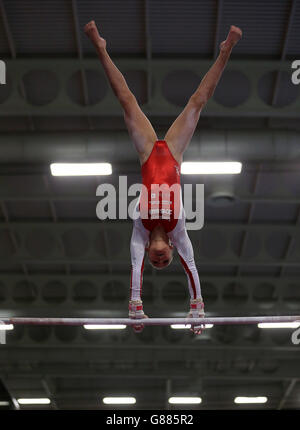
[84, 20, 107, 50]
[188, 298, 205, 335]
[128, 300, 149, 333]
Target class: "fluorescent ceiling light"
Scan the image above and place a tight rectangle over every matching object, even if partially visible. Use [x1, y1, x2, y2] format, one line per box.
[50, 163, 112, 176]
[0, 324, 13, 330]
[0, 401, 9, 406]
[171, 324, 213, 329]
[234, 396, 267, 404]
[17, 398, 51, 405]
[168, 397, 202, 404]
[258, 322, 300, 329]
[181, 161, 242, 175]
[103, 397, 136, 405]
[84, 325, 126, 330]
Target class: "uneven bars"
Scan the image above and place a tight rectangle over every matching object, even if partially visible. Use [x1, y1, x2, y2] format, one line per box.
[0, 316, 300, 326]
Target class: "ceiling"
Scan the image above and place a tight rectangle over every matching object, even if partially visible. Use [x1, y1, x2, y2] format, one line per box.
[0, 0, 300, 410]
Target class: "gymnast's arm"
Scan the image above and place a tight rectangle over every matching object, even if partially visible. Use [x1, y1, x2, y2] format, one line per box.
[129, 219, 149, 316]
[168, 225, 203, 304]
[168, 225, 204, 334]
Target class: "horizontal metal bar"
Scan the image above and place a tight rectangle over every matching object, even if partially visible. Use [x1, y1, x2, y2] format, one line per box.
[1, 316, 299, 326]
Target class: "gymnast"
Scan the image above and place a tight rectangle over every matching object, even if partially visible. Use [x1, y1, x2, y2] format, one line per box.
[84, 20, 242, 334]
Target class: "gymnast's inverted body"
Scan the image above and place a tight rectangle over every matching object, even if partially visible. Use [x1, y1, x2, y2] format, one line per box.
[84, 21, 242, 334]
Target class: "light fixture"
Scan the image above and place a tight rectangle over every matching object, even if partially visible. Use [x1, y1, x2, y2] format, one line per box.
[168, 397, 202, 404]
[0, 401, 9, 406]
[171, 324, 213, 329]
[234, 396, 267, 404]
[17, 398, 51, 405]
[0, 324, 13, 330]
[181, 161, 242, 175]
[258, 322, 300, 329]
[103, 397, 136, 405]
[84, 325, 126, 330]
[50, 163, 112, 176]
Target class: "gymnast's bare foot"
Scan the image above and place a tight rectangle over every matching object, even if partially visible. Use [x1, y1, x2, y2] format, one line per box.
[84, 20, 107, 50]
[220, 25, 242, 52]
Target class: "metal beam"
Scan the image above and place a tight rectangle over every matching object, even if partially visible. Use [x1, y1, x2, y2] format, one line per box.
[0, 201, 28, 276]
[1, 195, 300, 204]
[279, 205, 300, 277]
[71, 0, 93, 130]
[236, 164, 262, 277]
[271, 0, 297, 106]
[42, 175, 70, 276]
[0, 0, 16, 58]
[277, 378, 297, 410]
[0, 59, 299, 117]
[214, 0, 223, 58]
[0, 0, 35, 130]
[1, 361, 300, 381]
[0, 378, 20, 410]
[144, 0, 152, 103]
[2, 258, 300, 268]
[41, 378, 58, 410]
[1, 343, 299, 355]
[0, 129, 300, 163]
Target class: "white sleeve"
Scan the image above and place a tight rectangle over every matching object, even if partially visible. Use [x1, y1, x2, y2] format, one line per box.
[130, 218, 149, 301]
[168, 224, 202, 301]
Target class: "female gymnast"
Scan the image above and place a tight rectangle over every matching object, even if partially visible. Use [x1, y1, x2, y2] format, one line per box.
[84, 20, 242, 334]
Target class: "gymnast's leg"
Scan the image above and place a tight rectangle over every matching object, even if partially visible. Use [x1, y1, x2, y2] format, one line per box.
[164, 25, 242, 160]
[84, 21, 157, 164]
[85, 21, 156, 331]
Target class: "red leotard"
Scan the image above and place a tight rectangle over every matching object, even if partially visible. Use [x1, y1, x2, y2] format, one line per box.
[140, 140, 181, 233]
